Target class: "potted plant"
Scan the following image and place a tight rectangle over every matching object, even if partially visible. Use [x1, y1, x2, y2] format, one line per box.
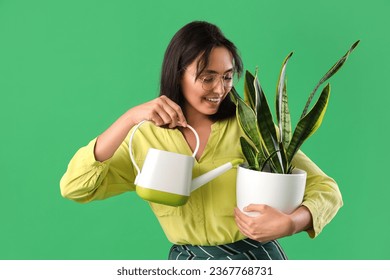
[230, 40, 359, 215]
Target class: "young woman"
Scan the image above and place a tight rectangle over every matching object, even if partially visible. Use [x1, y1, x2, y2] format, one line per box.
[60, 21, 342, 260]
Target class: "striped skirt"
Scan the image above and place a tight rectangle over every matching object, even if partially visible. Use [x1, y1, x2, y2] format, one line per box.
[168, 239, 287, 260]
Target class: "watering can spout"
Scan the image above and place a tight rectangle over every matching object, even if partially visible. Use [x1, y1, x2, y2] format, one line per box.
[191, 159, 243, 191]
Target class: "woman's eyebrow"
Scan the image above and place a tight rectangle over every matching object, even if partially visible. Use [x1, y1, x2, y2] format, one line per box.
[202, 68, 234, 74]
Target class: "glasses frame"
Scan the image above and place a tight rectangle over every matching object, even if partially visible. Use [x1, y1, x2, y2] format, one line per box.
[198, 71, 236, 92]
[186, 69, 233, 91]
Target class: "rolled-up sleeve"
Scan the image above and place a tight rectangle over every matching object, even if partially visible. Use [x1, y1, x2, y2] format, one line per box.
[60, 137, 136, 203]
[292, 150, 343, 238]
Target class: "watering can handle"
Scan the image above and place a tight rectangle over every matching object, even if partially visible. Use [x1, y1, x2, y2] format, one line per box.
[128, 120, 200, 175]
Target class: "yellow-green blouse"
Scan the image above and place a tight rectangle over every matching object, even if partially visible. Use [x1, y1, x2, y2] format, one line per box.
[60, 117, 342, 245]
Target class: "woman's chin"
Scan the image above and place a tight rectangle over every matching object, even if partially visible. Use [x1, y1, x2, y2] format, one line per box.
[203, 100, 221, 111]
[202, 106, 219, 116]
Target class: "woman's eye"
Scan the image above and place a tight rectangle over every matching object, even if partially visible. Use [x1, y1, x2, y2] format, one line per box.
[224, 73, 234, 80]
[203, 76, 215, 83]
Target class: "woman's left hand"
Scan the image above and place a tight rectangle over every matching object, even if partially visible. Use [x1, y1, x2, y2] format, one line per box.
[234, 204, 296, 243]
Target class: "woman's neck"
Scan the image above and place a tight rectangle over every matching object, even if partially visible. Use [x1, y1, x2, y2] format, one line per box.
[181, 113, 214, 161]
[186, 114, 214, 128]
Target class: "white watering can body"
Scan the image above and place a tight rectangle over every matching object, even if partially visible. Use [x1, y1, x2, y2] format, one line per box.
[129, 120, 238, 206]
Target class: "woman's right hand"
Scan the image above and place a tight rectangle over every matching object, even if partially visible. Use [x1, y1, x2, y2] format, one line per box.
[94, 96, 186, 162]
[128, 95, 187, 128]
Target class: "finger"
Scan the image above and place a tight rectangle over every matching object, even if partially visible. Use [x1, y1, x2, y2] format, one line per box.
[160, 103, 180, 128]
[156, 108, 174, 126]
[150, 102, 174, 126]
[149, 112, 165, 127]
[234, 207, 249, 221]
[234, 215, 253, 239]
[234, 208, 252, 229]
[244, 204, 267, 213]
[235, 214, 263, 241]
[235, 208, 264, 235]
[150, 97, 181, 128]
[160, 96, 187, 127]
[234, 212, 247, 231]
[235, 221, 249, 237]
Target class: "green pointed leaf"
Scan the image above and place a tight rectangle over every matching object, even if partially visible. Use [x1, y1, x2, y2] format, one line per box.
[230, 87, 262, 149]
[229, 86, 239, 104]
[278, 142, 289, 174]
[260, 149, 281, 172]
[253, 72, 284, 173]
[280, 79, 292, 147]
[276, 52, 293, 147]
[240, 137, 259, 169]
[256, 150, 266, 171]
[244, 70, 257, 111]
[287, 165, 295, 174]
[300, 40, 360, 119]
[257, 143, 278, 172]
[287, 84, 331, 162]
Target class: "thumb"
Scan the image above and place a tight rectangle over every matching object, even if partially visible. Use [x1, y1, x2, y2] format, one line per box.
[244, 204, 268, 213]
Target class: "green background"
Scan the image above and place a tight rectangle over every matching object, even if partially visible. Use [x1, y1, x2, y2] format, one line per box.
[0, 0, 388, 260]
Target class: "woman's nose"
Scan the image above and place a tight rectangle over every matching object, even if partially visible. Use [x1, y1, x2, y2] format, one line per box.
[214, 78, 225, 96]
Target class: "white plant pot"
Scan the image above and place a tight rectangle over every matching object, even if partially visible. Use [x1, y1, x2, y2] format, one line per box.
[236, 164, 307, 216]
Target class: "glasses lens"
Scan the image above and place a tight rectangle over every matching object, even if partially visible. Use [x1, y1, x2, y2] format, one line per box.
[201, 73, 236, 91]
[223, 73, 234, 88]
[201, 75, 215, 91]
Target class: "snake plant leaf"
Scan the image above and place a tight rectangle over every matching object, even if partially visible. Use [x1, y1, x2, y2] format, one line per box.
[287, 165, 294, 174]
[253, 72, 284, 173]
[256, 147, 268, 171]
[276, 52, 293, 147]
[230, 87, 262, 149]
[260, 149, 282, 172]
[229, 86, 238, 104]
[287, 84, 331, 162]
[278, 141, 289, 174]
[280, 79, 291, 147]
[300, 40, 360, 119]
[244, 70, 258, 111]
[240, 136, 259, 169]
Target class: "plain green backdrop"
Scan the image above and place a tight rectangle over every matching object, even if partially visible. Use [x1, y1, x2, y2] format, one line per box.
[0, 0, 388, 260]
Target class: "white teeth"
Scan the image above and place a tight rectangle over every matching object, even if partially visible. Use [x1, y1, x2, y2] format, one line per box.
[206, 97, 220, 103]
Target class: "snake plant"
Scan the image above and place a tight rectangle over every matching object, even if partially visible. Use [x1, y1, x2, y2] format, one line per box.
[230, 40, 359, 174]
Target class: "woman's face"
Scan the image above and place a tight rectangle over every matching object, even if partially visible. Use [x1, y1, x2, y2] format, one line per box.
[181, 47, 234, 118]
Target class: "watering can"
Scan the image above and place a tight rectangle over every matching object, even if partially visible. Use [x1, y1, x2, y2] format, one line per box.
[129, 120, 240, 206]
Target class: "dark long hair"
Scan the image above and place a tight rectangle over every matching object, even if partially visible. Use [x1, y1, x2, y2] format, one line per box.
[160, 21, 243, 120]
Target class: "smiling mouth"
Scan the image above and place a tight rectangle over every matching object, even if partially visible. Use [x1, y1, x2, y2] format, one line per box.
[205, 97, 221, 103]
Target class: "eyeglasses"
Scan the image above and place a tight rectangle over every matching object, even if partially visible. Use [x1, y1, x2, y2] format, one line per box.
[198, 72, 237, 91]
